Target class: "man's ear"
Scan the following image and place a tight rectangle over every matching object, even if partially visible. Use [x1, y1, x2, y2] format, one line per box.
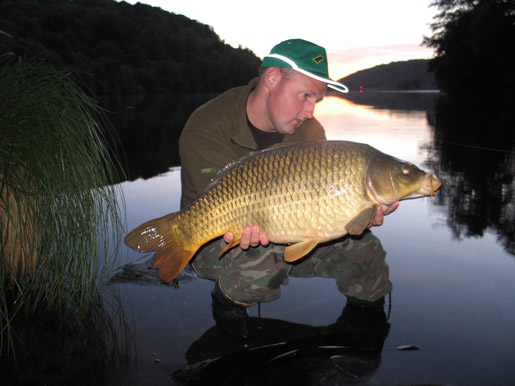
[263, 67, 281, 90]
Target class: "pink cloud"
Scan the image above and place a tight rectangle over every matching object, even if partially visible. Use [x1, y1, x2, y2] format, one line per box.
[329, 44, 434, 63]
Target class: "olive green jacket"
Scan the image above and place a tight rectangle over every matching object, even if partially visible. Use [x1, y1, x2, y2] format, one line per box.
[179, 78, 326, 209]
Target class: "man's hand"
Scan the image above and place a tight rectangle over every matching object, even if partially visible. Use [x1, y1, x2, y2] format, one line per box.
[368, 202, 399, 228]
[223, 225, 269, 250]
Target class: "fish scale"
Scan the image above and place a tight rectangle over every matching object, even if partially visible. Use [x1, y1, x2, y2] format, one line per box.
[125, 140, 441, 282]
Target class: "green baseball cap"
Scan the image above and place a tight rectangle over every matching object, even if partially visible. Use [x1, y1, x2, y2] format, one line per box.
[261, 39, 348, 93]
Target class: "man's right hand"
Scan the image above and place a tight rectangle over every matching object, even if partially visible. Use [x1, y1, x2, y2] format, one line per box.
[223, 225, 269, 250]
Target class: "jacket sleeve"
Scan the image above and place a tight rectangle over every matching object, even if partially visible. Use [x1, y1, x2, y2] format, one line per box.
[179, 127, 242, 209]
[179, 129, 212, 208]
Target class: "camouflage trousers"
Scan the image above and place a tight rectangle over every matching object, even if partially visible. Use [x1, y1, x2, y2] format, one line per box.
[191, 231, 392, 307]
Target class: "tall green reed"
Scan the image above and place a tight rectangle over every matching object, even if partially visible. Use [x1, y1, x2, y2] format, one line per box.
[0, 58, 124, 356]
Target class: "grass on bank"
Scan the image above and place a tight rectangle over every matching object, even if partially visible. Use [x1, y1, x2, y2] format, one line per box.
[0, 57, 125, 364]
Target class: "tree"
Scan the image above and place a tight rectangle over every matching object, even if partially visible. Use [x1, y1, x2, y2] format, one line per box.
[423, 0, 515, 98]
[0, 0, 261, 95]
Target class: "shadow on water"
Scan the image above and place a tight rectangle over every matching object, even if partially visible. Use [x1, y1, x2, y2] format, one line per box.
[428, 95, 515, 255]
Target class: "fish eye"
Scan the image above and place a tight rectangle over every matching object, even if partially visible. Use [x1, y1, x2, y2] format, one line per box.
[402, 167, 411, 175]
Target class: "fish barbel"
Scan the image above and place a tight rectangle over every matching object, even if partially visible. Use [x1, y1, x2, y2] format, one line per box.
[125, 140, 441, 281]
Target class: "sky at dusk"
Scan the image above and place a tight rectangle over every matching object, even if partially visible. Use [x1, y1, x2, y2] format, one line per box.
[118, 0, 439, 79]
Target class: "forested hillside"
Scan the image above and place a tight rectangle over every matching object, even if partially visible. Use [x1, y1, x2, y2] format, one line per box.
[339, 59, 436, 91]
[0, 0, 262, 96]
[0, 0, 438, 97]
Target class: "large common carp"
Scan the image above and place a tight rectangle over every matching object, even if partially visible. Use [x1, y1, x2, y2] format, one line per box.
[125, 140, 441, 282]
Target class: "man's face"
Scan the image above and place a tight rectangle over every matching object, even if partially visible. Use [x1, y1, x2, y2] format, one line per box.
[267, 70, 327, 134]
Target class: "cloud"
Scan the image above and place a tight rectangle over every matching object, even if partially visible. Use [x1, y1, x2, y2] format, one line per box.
[330, 44, 433, 63]
[326, 43, 435, 78]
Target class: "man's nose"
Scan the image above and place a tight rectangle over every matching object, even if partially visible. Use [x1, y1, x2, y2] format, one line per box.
[303, 102, 315, 119]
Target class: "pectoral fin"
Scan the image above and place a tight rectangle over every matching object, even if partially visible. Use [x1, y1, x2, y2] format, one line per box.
[345, 204, 377, 235]
[284, 238, 320, 263]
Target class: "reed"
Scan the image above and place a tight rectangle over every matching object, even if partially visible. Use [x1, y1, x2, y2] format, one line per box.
[0, 58, 124, 356]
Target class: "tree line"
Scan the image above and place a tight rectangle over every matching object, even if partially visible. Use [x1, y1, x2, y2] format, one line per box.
[423, 0, 515, 99]
[0, 0, 262, 96]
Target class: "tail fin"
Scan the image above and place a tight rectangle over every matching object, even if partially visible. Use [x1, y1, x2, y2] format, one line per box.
[124, 213, 197, 282]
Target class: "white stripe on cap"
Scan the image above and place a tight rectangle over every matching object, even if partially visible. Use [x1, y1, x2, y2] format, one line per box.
[264, 53, 349, 93]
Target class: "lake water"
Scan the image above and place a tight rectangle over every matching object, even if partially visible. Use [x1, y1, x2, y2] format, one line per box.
[107, 91, 514, 386]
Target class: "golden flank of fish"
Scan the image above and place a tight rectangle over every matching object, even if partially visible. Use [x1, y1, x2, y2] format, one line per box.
[125, 140, 441, 282]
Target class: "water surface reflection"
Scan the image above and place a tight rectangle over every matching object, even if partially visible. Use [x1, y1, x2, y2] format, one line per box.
[173, 297, 390, 385]
[430, 95, 515, 255]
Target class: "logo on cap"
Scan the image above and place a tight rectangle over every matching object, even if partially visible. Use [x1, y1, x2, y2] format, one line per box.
[312, 55, 324, 64]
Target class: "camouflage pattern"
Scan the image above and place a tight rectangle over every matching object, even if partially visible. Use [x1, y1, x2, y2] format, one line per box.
[191, 231, 391, 306]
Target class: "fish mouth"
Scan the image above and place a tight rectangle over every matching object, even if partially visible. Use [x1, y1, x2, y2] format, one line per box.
[417, 174, 442, 197]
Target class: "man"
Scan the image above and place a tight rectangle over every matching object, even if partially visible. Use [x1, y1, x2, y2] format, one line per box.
[179, 39, 396, 332]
